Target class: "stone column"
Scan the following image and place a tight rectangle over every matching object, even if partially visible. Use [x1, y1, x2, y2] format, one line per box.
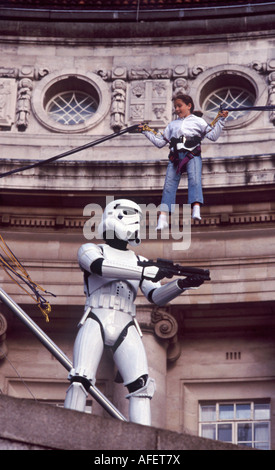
[138, 306, 168, 429]
[112, 305, 180, 428]
[149, 306, 181, 428]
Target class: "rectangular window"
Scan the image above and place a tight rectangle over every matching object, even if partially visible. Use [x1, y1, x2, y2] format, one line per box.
[199, 401, 270, 449]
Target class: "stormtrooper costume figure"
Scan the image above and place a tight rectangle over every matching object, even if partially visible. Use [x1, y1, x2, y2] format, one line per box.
[64, 199, 205, 425]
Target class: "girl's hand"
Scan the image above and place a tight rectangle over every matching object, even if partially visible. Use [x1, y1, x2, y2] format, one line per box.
[220, 110, 228, 118]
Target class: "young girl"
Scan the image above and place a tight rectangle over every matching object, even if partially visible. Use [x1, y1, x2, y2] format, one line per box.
[140, 93, 228, 229]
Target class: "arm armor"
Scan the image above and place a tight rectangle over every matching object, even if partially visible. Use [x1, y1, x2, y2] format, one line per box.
[150, 279, 184, 306]
[78, 243, 159, 281]
[101, 259, 158, 281]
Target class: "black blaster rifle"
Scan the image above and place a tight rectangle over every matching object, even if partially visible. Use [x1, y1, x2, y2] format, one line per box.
[138, 258, 210, 283]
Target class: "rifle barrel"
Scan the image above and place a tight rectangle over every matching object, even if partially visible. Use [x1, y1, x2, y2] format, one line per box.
[138, 259, 210, 278]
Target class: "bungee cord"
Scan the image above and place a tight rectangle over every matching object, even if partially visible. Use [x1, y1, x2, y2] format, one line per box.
[0, 126, 140, 316]
[0, 106, 273, 318]
[0, 124, 139, 179]
[0, 235, 56, 322]
[140, 109, 225, 140]
[221, 104, 275, 112]
[1, 105, 274, 179]
[140, 103, 275, 141]
[0, 126, 139, 320]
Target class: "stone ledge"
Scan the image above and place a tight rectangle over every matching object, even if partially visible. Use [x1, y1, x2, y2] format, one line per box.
[0, 394, 251, 450]
[0, 153, 274, 192]
[1, 208, 275, 230]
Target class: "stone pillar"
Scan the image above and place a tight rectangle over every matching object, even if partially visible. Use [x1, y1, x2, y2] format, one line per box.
[149, 306, 181, 428]
[112, 305, 180, 429]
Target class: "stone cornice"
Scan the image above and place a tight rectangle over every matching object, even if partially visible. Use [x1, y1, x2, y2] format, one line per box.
[0, 3, 274, 42]
[1, 206, 274, 230]
[0, 153, 274, 191]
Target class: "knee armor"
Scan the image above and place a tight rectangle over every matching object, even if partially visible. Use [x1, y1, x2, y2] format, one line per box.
[126, 374, 156, 399]
[125, 375, 156, 426]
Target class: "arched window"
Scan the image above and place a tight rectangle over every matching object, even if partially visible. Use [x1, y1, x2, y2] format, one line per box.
[32, 70, 110, 133]
[203, 87, 255, 122]
[190, 65, 267, 129]
[46, 91, 98, 126]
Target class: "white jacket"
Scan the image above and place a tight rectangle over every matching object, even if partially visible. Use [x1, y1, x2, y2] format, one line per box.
[143, 113, 226, 148]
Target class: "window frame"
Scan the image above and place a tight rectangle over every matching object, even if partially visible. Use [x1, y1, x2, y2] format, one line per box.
[203, 86, 256, 122]
[199, 400, 271, 449]
[46, 90, 99, 126]
[32, 70, 111, 133]
[189, 64, 268, 130]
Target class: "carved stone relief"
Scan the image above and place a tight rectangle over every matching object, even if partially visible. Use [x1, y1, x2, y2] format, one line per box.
[1, 61, 267, 132]
[268, 72, 275, 125]
[127, 79, 172, 128]
[110, 79, 126, 132]
[0, 78, 17, 128]
[151, 307, 181, 363]
[173, 77, 189, 96]
[0, 66, 49, 131]
[113, 64, 207, 129]
[251, 59, 275, 125]
[16, 78, 33, 131]
[99, 64, 205, 130]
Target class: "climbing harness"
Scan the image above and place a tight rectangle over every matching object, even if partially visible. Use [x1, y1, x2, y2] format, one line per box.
[0, 124, 139, 179]
[169, 144, 202, 174]
[0, 235, 55, 322]
[141, 110, 225, 152]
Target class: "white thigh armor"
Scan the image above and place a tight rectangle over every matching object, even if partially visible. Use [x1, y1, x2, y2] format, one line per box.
[113, 322, 149, 385]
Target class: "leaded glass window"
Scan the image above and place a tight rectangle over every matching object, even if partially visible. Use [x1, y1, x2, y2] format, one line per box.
[46, 91, 98, 126]
[203, 87, 255, 121]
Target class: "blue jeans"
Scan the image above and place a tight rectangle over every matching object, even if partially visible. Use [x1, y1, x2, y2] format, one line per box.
[160, 152, 203, 212]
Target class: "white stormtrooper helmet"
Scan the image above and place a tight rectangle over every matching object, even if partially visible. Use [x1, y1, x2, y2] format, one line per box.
[98, 199, 142, 246]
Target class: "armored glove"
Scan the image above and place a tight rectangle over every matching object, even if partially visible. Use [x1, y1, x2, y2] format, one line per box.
[178, 274, 208, 289]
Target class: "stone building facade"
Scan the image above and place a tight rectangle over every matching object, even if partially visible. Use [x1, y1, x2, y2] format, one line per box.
[0, 1, 274, 449]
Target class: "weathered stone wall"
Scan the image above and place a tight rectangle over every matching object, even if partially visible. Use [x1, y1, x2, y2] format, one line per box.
[0, 394, 251, 450]
[0, 5, 274, 449]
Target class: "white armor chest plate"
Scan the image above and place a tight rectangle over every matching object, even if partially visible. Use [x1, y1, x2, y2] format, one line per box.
[85, 244, 140, 318]
[88, 280, 136, 316]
